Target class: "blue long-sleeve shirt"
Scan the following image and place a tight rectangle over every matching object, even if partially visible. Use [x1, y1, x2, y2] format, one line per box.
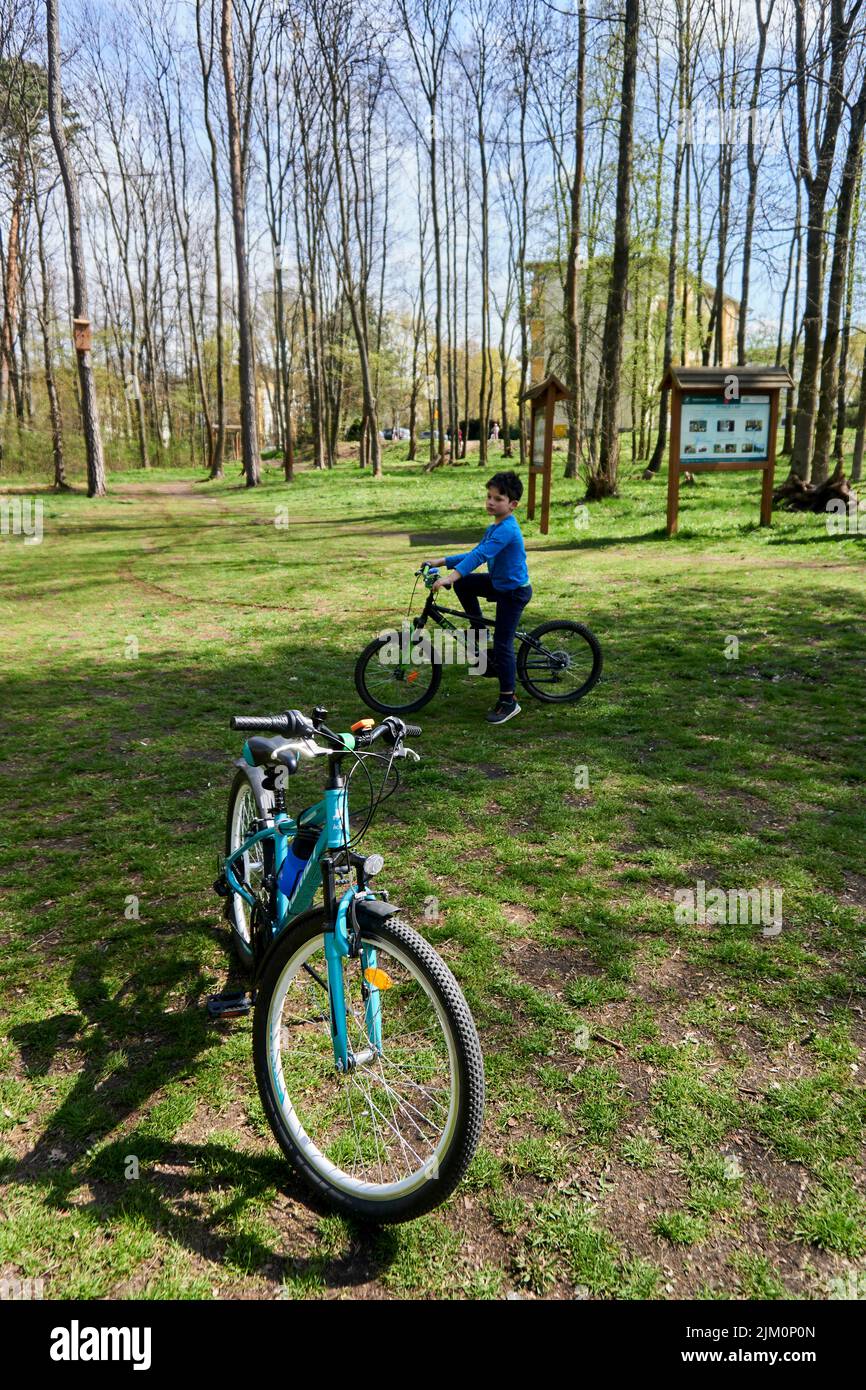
[445, 514, 529, 590]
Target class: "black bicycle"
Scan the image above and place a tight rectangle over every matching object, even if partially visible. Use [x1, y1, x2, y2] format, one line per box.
[355, 564, 603, 715]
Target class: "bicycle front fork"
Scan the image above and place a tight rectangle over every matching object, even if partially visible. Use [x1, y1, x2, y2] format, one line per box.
[324, 886, 382, 1072]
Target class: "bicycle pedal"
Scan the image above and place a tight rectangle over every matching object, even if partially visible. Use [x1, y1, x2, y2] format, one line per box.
[207, 990, 253, 1020]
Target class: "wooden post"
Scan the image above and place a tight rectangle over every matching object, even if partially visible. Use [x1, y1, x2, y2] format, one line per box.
[540, 389, 555, 535]
[666, 383, 682, 537]
[521, 375, 572, 535]
[527, 403, 538, 520]
[761, 389, 780, 526]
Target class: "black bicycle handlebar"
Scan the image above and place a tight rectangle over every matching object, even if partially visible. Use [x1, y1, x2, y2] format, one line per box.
[230, 709, 421, 747]
[230, 710, 315, 737]
[353, 717, 422, 749]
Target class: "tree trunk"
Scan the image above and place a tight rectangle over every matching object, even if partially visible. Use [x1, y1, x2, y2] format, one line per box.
[221, 0, 259, 487]
[196, 0, 226, 478]
[850, 343, 866, 482]
[442, 110, 455, 461]
[46, 0, 106, 497]
[811, 70, 866, 483]
[782, 180, 802, 454]
[30, 156, 67, 489]
[789, 0, 852, 482]
[1, 142, 26, 423]
[592, 0, 639, 499]
[563, 0, 586, 481]
[738, 1, 774, 365]
[833, 166, 861, 473]
[645, 4, 687, 478]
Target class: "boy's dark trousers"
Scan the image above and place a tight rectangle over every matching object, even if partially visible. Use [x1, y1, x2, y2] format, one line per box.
[452, 574, 532, 696]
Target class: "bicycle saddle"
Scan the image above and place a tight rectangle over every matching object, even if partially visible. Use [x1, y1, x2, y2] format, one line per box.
[245, 736, 299, 772]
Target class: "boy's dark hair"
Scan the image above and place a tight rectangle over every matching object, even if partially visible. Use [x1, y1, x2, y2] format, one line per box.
[486, 470, 523, 503]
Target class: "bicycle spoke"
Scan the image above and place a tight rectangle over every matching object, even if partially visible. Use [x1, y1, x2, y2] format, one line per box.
[268, 934, 457, 1193]
[349, 1074, 429, 1169]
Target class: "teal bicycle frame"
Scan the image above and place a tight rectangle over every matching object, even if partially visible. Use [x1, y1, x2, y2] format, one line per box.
[223, 743, 383, 1071]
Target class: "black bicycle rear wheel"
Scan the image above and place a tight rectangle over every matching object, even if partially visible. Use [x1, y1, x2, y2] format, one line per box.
[517, 620, 602, 704]
[354, 633, 442, 715]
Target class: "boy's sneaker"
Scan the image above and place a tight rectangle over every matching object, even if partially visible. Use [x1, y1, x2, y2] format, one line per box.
[486, 698, 521, 724]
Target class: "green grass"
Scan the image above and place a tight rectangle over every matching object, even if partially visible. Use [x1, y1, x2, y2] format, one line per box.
[0, 443, 864, 1299]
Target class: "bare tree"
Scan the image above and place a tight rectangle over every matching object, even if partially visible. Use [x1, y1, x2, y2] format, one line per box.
[221, 0, 259, 486]
[810, 53, 866, 481]
[195, 0, 227, 477]
[311, 0, 386, 476]
[398, 0, 455, 470]
[26, 145, 66, 486]
[46, 0, 106, 495]
[737, 0, 776, 364]
[591, 0, 640, 499]
[789, 0, 863, 482]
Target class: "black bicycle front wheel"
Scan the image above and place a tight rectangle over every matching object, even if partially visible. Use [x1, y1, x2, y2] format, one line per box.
[354, 633, 443, 715]
[517, 620, 603, 703]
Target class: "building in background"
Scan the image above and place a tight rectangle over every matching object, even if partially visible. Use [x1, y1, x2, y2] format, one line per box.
[528, 257, 740, 449]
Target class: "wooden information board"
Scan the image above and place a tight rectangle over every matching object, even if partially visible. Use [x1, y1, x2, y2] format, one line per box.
[661, 366, 794, 537]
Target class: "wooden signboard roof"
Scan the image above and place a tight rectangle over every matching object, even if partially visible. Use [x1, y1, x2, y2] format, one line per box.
[659, 365, 793, 393]
[521, 373, 572, 403]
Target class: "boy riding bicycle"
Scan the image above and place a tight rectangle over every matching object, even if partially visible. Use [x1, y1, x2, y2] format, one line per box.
[425, 471, 532, 724]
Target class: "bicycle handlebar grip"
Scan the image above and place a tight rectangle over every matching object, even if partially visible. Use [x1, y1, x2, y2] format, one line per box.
[230, 714, 290, 732]
[404, 724, 422, 738]
[230, 709, 314, 736]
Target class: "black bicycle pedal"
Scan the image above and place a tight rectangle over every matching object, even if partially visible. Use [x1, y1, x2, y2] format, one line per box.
[207, 990, 253, 1020]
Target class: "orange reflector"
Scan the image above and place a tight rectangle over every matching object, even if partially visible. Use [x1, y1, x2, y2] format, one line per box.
[364, 967, 393, 990]
[407, 671, 419, 683]
[351, 718, 376, 732]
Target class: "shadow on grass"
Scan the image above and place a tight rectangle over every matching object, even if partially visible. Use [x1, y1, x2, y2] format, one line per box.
[2, 562, 865, 1287]
[6, 921, 398, 1288]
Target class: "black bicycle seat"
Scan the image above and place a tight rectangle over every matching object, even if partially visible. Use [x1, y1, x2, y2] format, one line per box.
[245, 736, 299, 772]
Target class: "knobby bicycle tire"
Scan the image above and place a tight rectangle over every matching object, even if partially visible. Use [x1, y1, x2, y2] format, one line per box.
[354, 633, 443, 715]
[225, 766, 274, 971]
[517, 620, 603, 704]
[253, 909, 485, 1223]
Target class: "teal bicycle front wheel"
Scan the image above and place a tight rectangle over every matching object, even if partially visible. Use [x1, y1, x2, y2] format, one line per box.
[253, 910, 485, 1223]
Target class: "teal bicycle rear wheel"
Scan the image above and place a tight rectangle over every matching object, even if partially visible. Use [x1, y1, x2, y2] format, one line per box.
[253, 909, 485, 1223]
[225, 767, 273, 971]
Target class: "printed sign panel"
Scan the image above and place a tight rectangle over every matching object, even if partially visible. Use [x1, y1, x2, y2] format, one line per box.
[531, 409, 546, 470]
[680, 395, 771, 463]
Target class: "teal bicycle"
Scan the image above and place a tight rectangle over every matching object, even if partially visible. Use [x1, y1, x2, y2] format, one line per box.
[213, 705, 484, 1223]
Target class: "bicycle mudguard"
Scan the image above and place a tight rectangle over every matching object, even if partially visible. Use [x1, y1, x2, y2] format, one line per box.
[353, 897, 400, 927]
